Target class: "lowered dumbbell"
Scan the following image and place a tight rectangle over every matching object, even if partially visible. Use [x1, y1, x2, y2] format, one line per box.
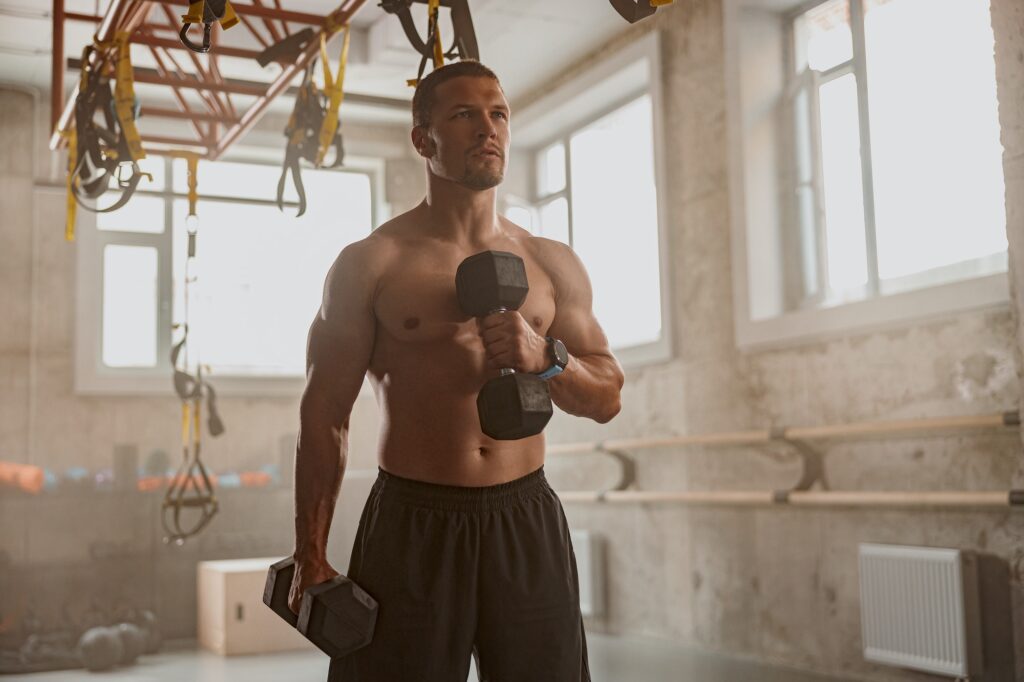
[263, 557, 377, 659]
[456, 250, 553, 440]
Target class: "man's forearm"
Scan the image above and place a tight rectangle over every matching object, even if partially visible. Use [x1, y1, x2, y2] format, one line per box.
[547, 353, 623, 423]
[293, 413, 348, 563]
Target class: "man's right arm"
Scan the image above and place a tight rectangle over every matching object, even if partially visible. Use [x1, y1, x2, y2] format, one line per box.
[290, 237, 382, 614]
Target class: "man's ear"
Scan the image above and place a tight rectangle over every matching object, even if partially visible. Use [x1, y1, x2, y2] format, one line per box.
[411, 126, 435, 159]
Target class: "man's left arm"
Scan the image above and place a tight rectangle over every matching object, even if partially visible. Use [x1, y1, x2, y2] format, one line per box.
[477, 241, 625, 423]
[537, 242, 624, 423]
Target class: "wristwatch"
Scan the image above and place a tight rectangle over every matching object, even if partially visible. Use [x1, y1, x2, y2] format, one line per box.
[536, 337, 569, 380]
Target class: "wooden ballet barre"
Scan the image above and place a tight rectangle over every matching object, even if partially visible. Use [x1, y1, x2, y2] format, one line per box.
[558, 489, 1024, 509]
[545, 411, 1020, 455]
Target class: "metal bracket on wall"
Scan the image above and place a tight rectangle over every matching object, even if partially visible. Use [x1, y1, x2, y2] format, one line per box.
[769, 426, 829, 503]
[593, 444, 637, 501]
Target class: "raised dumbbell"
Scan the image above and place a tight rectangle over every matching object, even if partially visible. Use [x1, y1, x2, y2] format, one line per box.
[456, 250, 553, 440]
[263, 557, 377, 659]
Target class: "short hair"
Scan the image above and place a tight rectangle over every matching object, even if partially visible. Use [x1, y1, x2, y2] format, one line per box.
[411, 60, 503, 128]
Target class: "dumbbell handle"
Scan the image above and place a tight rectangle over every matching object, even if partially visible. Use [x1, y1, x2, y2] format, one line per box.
[486, 307, 516, 377]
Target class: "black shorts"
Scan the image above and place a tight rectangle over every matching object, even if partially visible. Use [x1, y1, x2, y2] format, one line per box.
[327, 466, 591, 682]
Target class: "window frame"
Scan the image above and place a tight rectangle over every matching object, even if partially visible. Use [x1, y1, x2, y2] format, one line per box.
[724, 0, 1010, 350]
[786, 0, 882, 304]
[510, 30, 673, 368]
[74, 153, 386, 396]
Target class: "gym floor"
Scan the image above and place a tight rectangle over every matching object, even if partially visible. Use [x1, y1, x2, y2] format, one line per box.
[5, 632, 846, 682]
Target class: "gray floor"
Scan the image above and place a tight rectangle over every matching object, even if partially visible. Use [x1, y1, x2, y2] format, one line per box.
[6, 633, 852, 681]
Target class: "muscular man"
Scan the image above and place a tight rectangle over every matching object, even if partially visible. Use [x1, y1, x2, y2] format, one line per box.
[289, 60, 625, 681]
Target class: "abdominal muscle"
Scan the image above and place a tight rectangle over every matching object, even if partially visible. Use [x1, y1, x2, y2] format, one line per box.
[367, 335, 547, 488]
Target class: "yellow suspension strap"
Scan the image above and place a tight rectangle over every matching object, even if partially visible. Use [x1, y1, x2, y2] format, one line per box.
[112, 32, 145, 164]
[406, 0, 444, 87]
[62, 129, 78, 242]
[69, 38, 150, 214]
[316, 25, 350, 167]
[168, 151, 201, 219]
[276, 44, 345, 215]
[180, 1, 239, 53]
[163, 216, 224, 545]
[163, 385, 220, 545]
[380, 0, 478, 87]
[650, 0, 674, 5]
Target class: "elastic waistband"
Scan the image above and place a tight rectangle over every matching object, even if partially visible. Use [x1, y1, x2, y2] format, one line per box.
[373, 466, 549, 512]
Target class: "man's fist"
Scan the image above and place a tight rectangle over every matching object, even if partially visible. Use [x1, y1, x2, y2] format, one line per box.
[476, 311, 547, 373]
[288, 557, 340, 615]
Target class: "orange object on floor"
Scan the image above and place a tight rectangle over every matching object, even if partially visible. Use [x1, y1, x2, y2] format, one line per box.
[0, 461, 44, 494]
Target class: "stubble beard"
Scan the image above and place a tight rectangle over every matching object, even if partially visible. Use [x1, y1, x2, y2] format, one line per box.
[459, 155, 504, 190]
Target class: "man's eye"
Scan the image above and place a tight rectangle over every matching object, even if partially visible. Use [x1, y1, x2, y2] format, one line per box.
[493, 112, 508, 120]
[456, 111, 471, 118]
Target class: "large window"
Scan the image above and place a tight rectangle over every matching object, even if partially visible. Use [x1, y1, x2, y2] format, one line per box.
[527, 96, 662, 350]
[79, 156, 380, 393]
[727, 0, 1009, 347]
[508, 32, 670, 365]
[787, 0, 1006, 305]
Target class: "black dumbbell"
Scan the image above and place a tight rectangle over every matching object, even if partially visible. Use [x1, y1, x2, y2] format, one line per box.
[263, 557, 378, 659]
[456, 250, 553, 440]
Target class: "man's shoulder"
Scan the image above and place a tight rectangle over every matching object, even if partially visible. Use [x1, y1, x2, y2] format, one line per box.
[338, 224, 401, 270]
[516, 231, 584, 284]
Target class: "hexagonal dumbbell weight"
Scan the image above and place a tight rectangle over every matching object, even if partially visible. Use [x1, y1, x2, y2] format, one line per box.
[263, 557, 377, 659]
[455, 250, 553, 440]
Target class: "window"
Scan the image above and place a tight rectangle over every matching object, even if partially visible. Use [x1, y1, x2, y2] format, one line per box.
[77, 156, 382, 394]
[508, 32, 671, 366]
[787, 0, 1006, 305]
[726, 0, 1009, 347]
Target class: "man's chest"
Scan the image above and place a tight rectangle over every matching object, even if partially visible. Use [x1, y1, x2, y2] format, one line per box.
[374, 247, 557, 344]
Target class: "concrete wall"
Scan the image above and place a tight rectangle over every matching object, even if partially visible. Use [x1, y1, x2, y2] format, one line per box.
[0, 88, 422, 641]
[516, 2, 1024, 681]
[2, 1, 1023, 677]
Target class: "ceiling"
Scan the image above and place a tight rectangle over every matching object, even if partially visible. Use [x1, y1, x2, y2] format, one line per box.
[0, 0, 632, 128]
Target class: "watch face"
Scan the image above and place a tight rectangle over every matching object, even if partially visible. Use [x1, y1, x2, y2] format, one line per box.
[552, 338, 569, 367]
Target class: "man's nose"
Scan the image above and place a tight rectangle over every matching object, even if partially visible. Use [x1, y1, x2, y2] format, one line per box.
[476, 117, 497, 138]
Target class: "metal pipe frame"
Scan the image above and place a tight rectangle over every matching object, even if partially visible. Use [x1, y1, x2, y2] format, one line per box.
[66, 57, 410, 109]
[50, 0, 153, 149]
[51, 0, 370, 160]
[211, 0, 369, 160]
[141, 0, 328, 26]
[141, 106, 238, 123]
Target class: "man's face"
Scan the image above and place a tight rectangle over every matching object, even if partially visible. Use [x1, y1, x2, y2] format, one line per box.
[415, 76, 511, 190]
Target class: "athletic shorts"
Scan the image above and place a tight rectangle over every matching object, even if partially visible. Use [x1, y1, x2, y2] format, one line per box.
[327, 466, 591, 682]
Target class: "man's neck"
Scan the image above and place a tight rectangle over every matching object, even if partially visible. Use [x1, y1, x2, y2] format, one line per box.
[420, 174, 503, 246]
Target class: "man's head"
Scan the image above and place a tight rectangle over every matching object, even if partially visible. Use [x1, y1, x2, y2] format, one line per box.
[411, 61, 510, 191]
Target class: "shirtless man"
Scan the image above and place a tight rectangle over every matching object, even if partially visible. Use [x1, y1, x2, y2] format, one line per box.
[289, 61, 625, 681]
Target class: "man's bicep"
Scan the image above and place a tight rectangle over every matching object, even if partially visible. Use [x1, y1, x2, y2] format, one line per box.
[303, 242, 378, 415]
[545, 243, 614, 358]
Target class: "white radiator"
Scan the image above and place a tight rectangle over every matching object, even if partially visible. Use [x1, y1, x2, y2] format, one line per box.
[571, 530, 605, 617]
[858, 544, 983, 678]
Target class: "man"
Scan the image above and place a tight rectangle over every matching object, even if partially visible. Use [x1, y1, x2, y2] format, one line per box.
[289, 60, 625, 681]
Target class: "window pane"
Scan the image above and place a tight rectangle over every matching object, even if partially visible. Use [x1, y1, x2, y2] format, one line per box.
[538, 197, 569, 245]
[103, 245, 158, 367]
[173, 159, 283, 201]
[171, 170, 372, 376]
[538, 143, 566, 196]
[864, 0, 1007, 280]
[794, 0, 853, 73]
[818, 73, 868, 291]
[97, 194, 165, 234]
[569, 95, 661, 349]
